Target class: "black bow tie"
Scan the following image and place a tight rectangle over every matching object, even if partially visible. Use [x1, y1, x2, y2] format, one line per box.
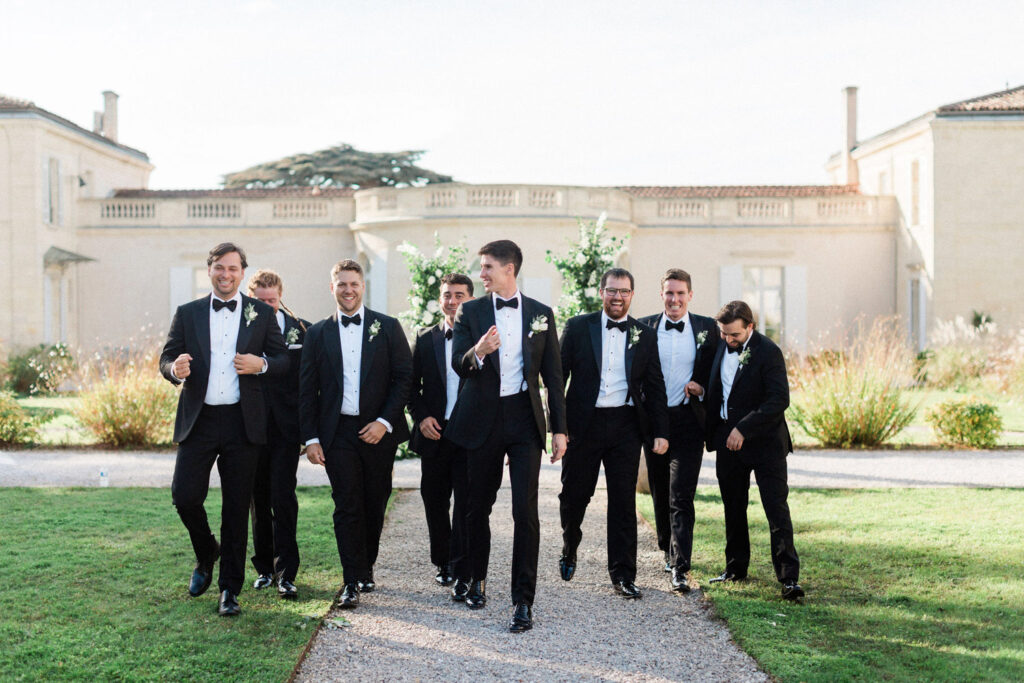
[727, 345, 743, 354]
[606, 319, 629, 332]
[212, 298, 237, 312]
[665, 320, 685, 333]
[444, 328, 453, 340]
[495, 297, 518, 310]
[341, 313, 362, 327]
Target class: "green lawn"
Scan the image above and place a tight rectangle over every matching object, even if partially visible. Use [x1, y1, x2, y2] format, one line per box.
[0, 487, 356, 681]
[638, 488, 1024, 682]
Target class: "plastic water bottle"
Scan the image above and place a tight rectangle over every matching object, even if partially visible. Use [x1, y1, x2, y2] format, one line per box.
[99, 470, 109, 487]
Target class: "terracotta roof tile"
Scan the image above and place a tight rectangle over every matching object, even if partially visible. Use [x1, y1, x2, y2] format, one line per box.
[619, 185, 859, 198]
[112, 187, 355, 198]
[938, 85, 1024, 113]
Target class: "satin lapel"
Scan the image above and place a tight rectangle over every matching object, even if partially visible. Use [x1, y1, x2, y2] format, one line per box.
[325, 313, 344, 395]
[708, 339, 725, 402]
[589, 313, 602, 375]
[483, 297, 499, 377]
[360, 310, 378, 392]
[520, 298, 532, 380]
[432, 324, 446, 389]
[625, 319, 637, 380]
[195, 296, 212, 370]
[235, 295, 255, 353]
[731, 331, 761, 391]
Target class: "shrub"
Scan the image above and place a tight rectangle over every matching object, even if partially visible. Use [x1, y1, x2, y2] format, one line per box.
[789, 318, 918, 447]
[926, 398, 1002, 448]
[545, 212, 628, 322]
[0, 391, 40, 445]
[5, 343, 76, 394]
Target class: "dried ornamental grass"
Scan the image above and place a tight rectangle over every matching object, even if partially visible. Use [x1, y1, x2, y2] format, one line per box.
[0, 390, 40, 445]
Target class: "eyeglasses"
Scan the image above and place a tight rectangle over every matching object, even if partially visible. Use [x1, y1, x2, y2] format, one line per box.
[602, 288, 633, 296]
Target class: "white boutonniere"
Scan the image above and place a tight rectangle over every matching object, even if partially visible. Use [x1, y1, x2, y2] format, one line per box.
[368, 319, 382, 342]
[529, 314, 548, 338]
[244, 303, 258, 327]
[696, 330, 708, 348]
[628, 325, 642, 349]
[285, 327, 300, 345]
[738, 348, 752, 366]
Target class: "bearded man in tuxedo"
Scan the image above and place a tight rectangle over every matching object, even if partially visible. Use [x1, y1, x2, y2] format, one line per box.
[557, 268, 668, 600]
[704, 300, 803, 601]
[445, 239, 567, 633]
[159, 242, 288, 616]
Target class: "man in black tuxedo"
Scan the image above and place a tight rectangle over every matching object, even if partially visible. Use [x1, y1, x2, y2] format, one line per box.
[446, 239, 566, 633]
[638, 269, 719, 592]
[557, 268, 668, 600]
[246, 269, 310, 600]
[299, 259, 412, 609]
[704, 300, 803, 601]
[409, 273, 474, 598]
[159, 242, 288, 616]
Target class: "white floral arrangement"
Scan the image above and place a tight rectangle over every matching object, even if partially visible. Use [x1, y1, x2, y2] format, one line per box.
[368, 319, 382, 342]
[696, 330, 708, 348]
[545, 211, 628, 322]
[529, 314, 548, 338]
[628, 325, 642, 349]
[738, 348, 752, 366]
[285, 327, 300, 345]
[244, 303, 258, 327]
[397, 233, 470, 329]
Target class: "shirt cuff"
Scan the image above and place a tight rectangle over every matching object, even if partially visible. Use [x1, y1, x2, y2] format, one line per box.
[257, 356, 268, 375]
[305, 438, 320, 446]
[170, 367, 185, 383]
[475, 354, 484, 368]
[376, 418, 393, 433]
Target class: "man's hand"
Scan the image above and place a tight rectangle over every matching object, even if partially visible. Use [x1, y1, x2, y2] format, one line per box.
[684, 381, 704, 398]
[474, 326, 501, 357]
[359, 421, 387, 444]
[550, 433, 568, 463]
[306, 443, 325, 465]
[419, 416, 442, 441]
[172, 353, 192, 379]
[233, 353, 265, 375]
[652, 437, 669, 455]
[726, 428, 745, 451]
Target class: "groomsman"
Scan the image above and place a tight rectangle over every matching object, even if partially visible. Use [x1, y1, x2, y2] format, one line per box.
[638, 269, 719, 592]
[246, 269, 309, 599]
[704, 300, 803, 601]
[558, 268, 668, 599]
[299, 259, 412, 609]
[159, 242, 288, 616]
[446, 239, 567, 633]
[408, 273, 474, 598]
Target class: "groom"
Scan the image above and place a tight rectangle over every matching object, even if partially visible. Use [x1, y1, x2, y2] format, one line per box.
[445, 239, 567, 633]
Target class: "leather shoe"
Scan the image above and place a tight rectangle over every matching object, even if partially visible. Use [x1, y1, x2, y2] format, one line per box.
[253, 573, 274, 590]
[338, 583, 359, 609]
[277, 579, 298, 600]
[558, 555, 576, 582]
[188, 543, 219, 597]
[218, 590, 240, 616]
[450, 579, 470, 602]
[670, 567, 692, 593]
[508, 602, 532, 633]
[358, 570, 375, 593]
[435, 567, 454, 586]
[782, 580, 805, 601]
[465, 580, 486, 609]
[663, 552, 672, 573]
[613, 580, 642, 599]
[708, 571, 746, 584]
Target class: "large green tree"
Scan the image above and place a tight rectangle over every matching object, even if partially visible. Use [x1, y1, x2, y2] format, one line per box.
[222, 143, 452, 189]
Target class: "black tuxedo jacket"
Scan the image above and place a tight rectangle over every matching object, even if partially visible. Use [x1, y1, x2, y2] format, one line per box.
[408, 323, 464, 457]
[445, 294, 567, 450]
[560, 312, 668, 443]
[704, 330, 793, 460]
[160, 294, 289, 445]
[298, 308, 412, 451]
[263, 312, 310, 443]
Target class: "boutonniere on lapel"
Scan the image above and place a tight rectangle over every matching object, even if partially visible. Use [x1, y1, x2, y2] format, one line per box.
[628, 325, 642, 349]
[696, 330, 708, 348]
[738, 348, 752, 367]
[367, 319, 382, 342]
[285, 327, 300, 345]
[243, 303, 258, 327]
[529, 314, 548, 338]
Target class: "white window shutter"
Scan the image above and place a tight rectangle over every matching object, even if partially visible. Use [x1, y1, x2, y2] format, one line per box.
[783, 265, 807, 353]
[719, 265, 743, 307]
[169, 266, 193, 315]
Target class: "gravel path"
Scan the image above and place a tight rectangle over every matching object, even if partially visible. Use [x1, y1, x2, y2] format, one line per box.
[295, 482, 767, 683]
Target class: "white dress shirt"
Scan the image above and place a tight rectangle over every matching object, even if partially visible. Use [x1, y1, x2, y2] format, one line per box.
[338, 306, 365, 416]
[595, 312, 631, 407]
[443, 322, 460, 420]
[204, 292, 243, 405]
[492, 291, 526, 397]
[276, 310, 285, 334]
[658, 312, 696, 407]
[719, 338, 750, 420]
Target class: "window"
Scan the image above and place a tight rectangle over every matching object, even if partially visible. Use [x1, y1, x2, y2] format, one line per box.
[43, 157, 62, 225]
[193, 268, 212, 299]
[743, 266, 783, 342]
[910, 160, 920, 226]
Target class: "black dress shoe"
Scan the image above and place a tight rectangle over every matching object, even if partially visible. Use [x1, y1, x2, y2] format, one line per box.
[508, 602, 532, 633]
[435, 567, 454, 586]
[663, 552, 672, 573]
[218, 590, 240, 616]
[450, 579, 470, 602]
[613, 580, 642, 599]
[338, 583, 359, 609]
[253, 573, 274, 590]
[670, 567, 692, 593]
[465, 580, 486, 609]
[277, 579, 298, 599]
[782, 580, 805, 601]
[708, 571, 746, 584]
[558, 555, 576, 582]
[188, 543, 219, 597]
[358, 570, 376, 593]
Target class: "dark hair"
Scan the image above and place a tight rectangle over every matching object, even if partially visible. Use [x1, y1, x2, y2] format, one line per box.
[330, 259, 363, 280]
[600, 267, 634, 290]
[478, 240, 523, 276]
[660, 268, 692, 290]
[440, 272, 474, 296]
[715, 300, 757, 328]
[207, 242, 247, 269]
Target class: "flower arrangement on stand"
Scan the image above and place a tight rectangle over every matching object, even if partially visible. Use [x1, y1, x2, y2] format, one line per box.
[396, 234, 470, 329]
[545, 212, 628, 322]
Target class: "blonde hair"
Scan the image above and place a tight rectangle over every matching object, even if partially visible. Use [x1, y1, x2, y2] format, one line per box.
[247, 269, 306, 331]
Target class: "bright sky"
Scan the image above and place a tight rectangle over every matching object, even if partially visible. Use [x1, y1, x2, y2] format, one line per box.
[4, 0, 1023, 190]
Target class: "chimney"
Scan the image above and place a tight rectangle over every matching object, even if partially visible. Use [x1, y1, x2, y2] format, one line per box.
[841, 86, 859, 186]
[93, 111, 103, 134]
[101, 90, 118, 142]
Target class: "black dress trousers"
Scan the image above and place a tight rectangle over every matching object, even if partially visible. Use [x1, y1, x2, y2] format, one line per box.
[249, 410, 302, 582]
[419, 427, 470, 580]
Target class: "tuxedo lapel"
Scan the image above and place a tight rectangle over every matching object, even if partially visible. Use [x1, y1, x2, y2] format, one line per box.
[731, 331, 761, 392]
[325, 313, 344, 395]
[431, 324, 447, 391]
[588, 313, 602, 375]
[708, 339, 725, 402]
[625, 318, 637, 381]
[235, 295, 255, 353]
[359, 310, 378, 392]
[520, 298, 532, 379]
[194, 296, 212, 369]
[482, 296, 499, 377]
